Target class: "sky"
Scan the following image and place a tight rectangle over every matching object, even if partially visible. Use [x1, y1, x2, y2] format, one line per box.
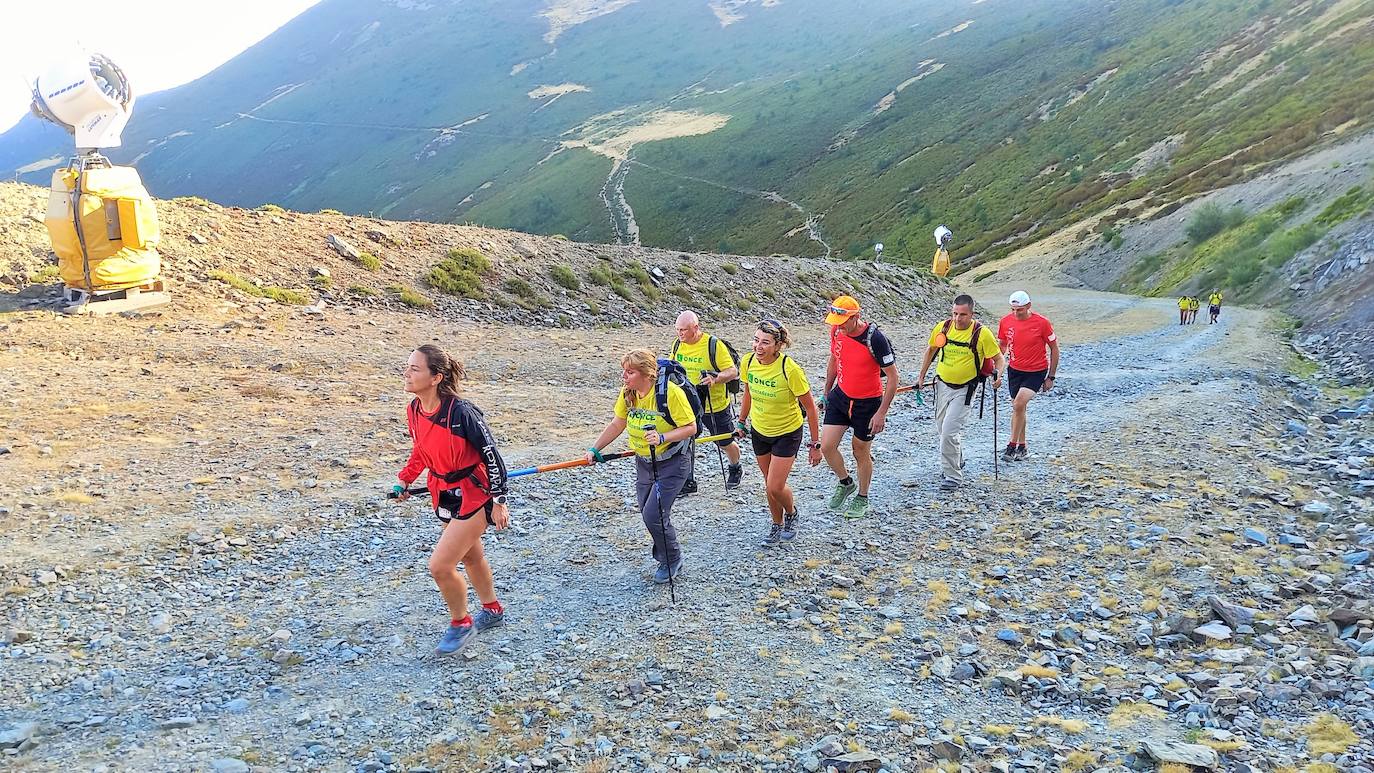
[0, 0, 323, 132]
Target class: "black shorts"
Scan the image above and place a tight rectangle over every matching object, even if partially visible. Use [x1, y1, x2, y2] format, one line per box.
[1210, 304, 1220, 316]
[750, 426, 804, 459]
[823, 387, 882, 442]
[435, 490, 495, 526]
[699, 406, 737, 447]
[1007, 367, 1047, 398]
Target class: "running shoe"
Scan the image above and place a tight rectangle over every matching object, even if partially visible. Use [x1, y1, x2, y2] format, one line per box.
[780, 511, 799, 541]
[473, 607, 505, 631]
[653, 557, 685, 584]
[1002, 444, 1017, 462]
[844, 495, 870, 520]
[763, 522, 782, 546]
[1014, 445, 1029, 461]
[725, 464, 743, 490]
[828, 480, 857, 511]
[435, 623, 476, 656]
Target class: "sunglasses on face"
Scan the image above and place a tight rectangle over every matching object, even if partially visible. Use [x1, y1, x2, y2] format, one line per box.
[829, 306, 857, 317]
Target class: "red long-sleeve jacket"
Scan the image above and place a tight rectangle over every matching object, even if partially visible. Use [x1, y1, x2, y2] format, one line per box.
[398, 397, 508, 515]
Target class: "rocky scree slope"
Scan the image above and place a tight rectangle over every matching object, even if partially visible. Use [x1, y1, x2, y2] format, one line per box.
[0, 181, 950, 326]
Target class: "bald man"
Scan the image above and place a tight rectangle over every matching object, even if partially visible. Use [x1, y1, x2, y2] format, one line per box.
[672, 311, 744, 491]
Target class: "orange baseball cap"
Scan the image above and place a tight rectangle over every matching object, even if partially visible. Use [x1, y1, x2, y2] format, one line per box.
[825, 295, 861, 326]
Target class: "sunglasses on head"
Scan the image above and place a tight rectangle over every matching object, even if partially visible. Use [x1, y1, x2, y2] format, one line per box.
[759, 318, 783, 333]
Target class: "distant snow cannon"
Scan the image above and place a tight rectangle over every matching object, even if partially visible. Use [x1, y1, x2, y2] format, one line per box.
[931, 225, 952, 277]
[30, 52, 169, 315]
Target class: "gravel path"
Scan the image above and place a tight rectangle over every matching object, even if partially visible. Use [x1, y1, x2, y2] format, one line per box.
[4, 292, 1372, 773]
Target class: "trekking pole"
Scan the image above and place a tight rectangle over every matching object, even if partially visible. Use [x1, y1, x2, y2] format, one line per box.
[387, 485, 429, 499]
[644, 424, 676, 603]
[993, 383, 1000, 482]
[705, 375, 727, 485]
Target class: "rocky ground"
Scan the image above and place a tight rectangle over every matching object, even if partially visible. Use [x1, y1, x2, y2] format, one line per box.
[2, 276, 1370, 772]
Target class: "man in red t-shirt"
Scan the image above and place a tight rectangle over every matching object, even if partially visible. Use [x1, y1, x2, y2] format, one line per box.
[822, 295, 898, 519]
[997, 291, 1059, 462]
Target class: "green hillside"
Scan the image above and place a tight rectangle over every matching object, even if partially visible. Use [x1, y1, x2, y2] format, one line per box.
[3, 0, 1371, 274]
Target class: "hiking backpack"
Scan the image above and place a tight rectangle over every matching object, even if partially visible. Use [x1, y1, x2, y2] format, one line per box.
[672, 335, 743, 397]
[655, 358, 705, 439]
[937, 320, 995, 382]
[834, 322, 896, 368]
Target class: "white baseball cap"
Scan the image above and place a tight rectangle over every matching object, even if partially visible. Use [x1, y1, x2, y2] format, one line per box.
[1008, 291, 1031, 308]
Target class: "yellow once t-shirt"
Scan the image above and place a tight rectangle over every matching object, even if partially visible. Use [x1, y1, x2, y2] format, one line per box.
[930, 322, 1001, 385]
[1179, 297, 1189, 309]
[614, 381, 696, 457]
[672, 334, 735, 411]
[741, 353, 811, 437]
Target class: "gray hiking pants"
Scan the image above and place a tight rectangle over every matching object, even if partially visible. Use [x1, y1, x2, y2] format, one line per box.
[635, 451, 688, 566]
[935, 380, 975, 483]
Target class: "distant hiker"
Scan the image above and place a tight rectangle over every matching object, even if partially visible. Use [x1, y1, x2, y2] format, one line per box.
[1189, 296, 1201, 324]
[998, 291, 1058, 462]
[394, 344, 510, 656]
[737, 319, 822, 545]
[1178, 296, 1189, 326]
[821, 296, 898, 519]
[671, 311, 744, 491]
[917, 294, 1005, 491]
[586, 349, 697, 584]
[1208, 290, 1223, 324]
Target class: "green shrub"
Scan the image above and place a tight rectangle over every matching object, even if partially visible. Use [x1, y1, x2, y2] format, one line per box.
[721, 262, 739, 275]
[1314, 185, 1374, 228]
[347, 285, 378, 297]
[208, 269, 309, 305]
[257, 203, 285, 214]
[1186, 203, 1247, 244]
[171, 196, 213, 208]
[317, 208, 342, 216]
[588, 267, 612, 286]
[586, 299, 601, 315]
[550, 234, 569, 241]
[679, 265, 696, 278]
[30, 265, 60, 283]
[388, 284, 433, 308]
[550, 264, 580, 290]
[671, 286, 694, 302]
[640, 282, 661, 301]
[503, 277, 539, 300]
[624, 261, 651, 284]
[356, 251, 382, 271]
[762, 288, 776, 299]
[612, 282, 634, 301]
[426, 247, 491, 298]
[312, 275, 332, 288]
[732, 297, 752, 311]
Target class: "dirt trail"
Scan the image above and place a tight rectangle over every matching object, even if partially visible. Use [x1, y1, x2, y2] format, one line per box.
[9, 281, 1365, 773]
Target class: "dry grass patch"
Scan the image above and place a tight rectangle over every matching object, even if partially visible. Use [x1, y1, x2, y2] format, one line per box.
[1304, 713, 1358, 755]
[1108, 702, 1166, 728]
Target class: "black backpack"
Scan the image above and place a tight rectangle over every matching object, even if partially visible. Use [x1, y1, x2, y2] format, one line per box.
[655, 358, 705, 440]
[671, 335, 742, 396]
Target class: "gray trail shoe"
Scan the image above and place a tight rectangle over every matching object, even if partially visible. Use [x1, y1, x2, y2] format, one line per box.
[780, 511, 799, 541]
[763, 522, 782, 546]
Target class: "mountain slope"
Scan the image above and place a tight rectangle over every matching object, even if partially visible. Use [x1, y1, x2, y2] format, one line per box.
[4, 0, 1372, 271]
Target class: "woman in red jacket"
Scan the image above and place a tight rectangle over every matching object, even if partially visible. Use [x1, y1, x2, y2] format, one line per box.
[394, 344, 510, 656]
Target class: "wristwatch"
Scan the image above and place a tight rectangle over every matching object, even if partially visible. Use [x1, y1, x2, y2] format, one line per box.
[810, 442, 821, 449]
[493, 495, 508, 505]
